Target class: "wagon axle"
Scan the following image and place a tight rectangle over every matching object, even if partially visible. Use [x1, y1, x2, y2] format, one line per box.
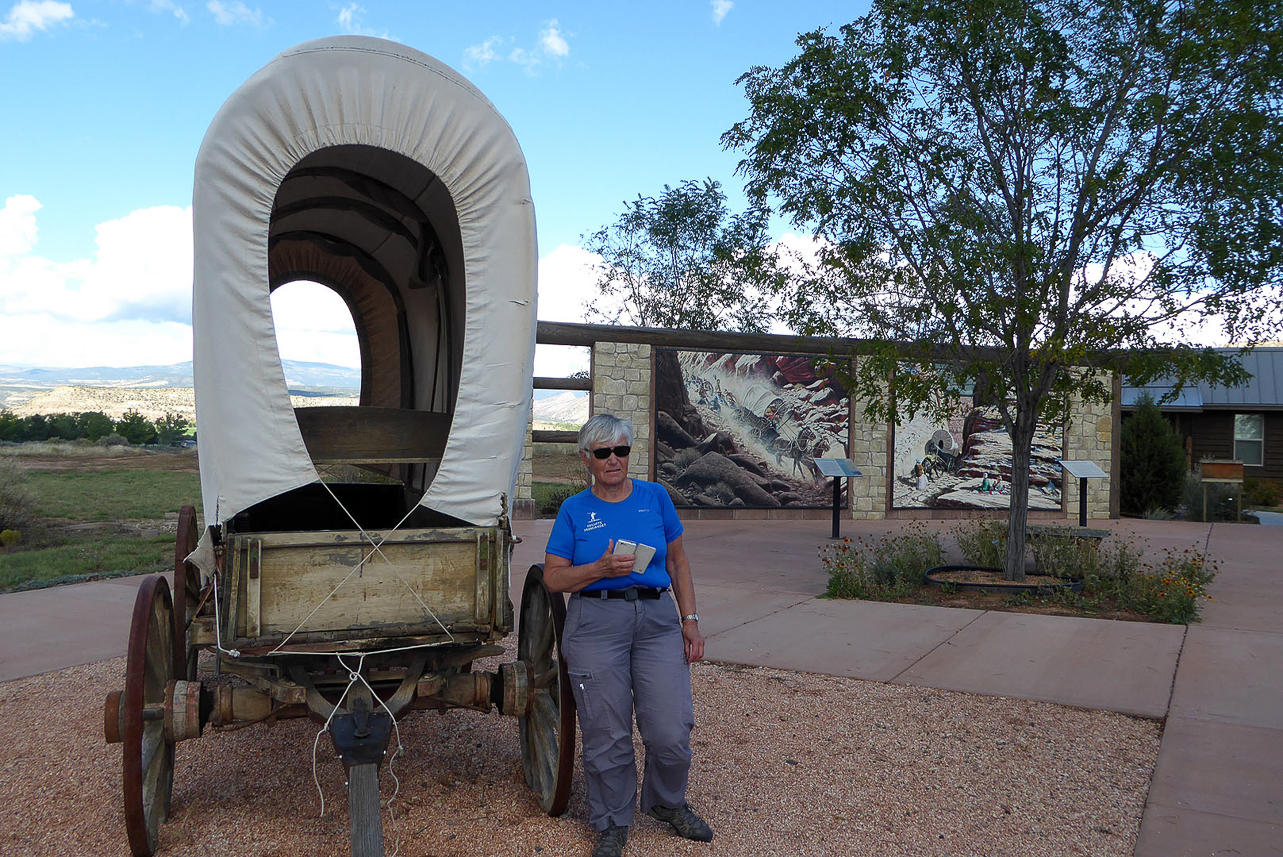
[105, 661, 537, 748]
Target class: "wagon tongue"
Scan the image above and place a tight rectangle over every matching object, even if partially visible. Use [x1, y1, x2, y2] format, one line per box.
[329, 696, 394, 770]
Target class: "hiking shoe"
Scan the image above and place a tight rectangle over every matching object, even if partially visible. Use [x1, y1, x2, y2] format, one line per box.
[592, 823, 629, 857]
[647, 804, 714, 842]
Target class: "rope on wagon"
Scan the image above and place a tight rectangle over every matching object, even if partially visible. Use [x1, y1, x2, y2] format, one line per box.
[266, 480, 456, 655]
[309, 652, 407, 857]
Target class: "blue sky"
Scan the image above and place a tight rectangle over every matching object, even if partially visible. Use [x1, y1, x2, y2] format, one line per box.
[0, 0, 865, 374]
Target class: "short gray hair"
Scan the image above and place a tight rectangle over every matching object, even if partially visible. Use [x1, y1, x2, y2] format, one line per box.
[578, 413, 634, 454]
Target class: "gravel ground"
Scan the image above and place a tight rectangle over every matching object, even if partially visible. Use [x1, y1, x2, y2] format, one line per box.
[0, 649, 1160, 857]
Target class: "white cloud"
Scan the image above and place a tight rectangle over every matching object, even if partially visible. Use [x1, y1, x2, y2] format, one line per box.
[336, 2, 386, 37]
[711, 0, 733, 26]
[0, 0, 73, 41]
[0, 195, 40, 260]
[149, 0, 189, 25]
[532, 243, 598, 377]
[463, 35, 504, 68]
[468, 19, 571, 74]
[0, 203, 595, 377]
[269, 281, 361, 368]
[206, 0, 262, 27]
[536, 243, 599, 323]
[0, 199, 195, 366]
[538, 19, 569, 57]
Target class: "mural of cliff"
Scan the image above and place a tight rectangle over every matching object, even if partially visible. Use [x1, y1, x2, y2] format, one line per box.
[892, 401, 1064, 510]
[654, 349, 849, 508]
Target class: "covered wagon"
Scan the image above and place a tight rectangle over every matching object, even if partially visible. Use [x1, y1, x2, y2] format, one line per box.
[102, 36, 574, 857]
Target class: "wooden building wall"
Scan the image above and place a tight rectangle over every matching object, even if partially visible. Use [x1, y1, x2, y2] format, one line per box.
[1167, 410, 1283, 482]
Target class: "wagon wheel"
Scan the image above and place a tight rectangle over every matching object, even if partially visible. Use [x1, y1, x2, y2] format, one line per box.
[172, 505, 201, 681]
[122, 575, 178, 857]
[518, 565, 575, 816]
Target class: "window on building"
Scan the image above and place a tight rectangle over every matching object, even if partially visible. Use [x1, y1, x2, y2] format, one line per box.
[1234, 414, 1264, 466]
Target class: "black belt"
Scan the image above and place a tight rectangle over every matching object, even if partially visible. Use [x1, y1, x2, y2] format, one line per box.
[575, 587, 668, 601]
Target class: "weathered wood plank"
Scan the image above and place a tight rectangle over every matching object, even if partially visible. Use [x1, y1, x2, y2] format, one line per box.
[534, 376, 592, 391]
[294, 406, 451, 464]
[256, 540, 478, 635]
[532, 430, 578, 445]
[348, 763, 385, 857]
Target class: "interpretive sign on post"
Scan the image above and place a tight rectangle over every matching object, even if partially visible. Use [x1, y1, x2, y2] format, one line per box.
[1057, 459, 1108, 527]
[1199, 459, 1244, 522]
[814, 458, 862, 539]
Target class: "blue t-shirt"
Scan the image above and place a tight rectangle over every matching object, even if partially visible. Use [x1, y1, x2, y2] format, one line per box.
[545, 480, 684, 592]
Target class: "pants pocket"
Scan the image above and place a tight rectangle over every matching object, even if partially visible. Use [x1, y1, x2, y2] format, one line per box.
[567, 669, 594, 721]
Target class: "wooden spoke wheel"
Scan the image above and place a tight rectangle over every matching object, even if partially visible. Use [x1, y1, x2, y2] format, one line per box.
[517, 565, 575, 816]
[122, 575, 178, 857]
[172, 505, 201, 681]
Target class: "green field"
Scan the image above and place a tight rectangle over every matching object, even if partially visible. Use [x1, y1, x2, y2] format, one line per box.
[0, 460, 201, 591]
[1, 446, 581, 591]
[23, 468, 201, 521]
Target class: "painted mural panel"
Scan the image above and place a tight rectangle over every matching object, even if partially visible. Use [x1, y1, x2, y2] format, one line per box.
[892, 385, 1065, 510]
[654, 349, 849, 508]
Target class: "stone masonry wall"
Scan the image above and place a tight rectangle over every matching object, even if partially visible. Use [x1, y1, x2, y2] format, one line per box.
[513, 412, 534, 518]
[592, 342, 653, 480]
[1062, 374, 1116, 520]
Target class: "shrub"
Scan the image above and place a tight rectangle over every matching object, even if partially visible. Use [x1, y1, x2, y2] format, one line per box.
[1030, 532, 1105, 581]
[0, 460, 37, 536]
[1078, 541, 1146, 604]
[538, 484, 580, 517]
[821, 525, 943, 600]
[953, 519, 1008, 567]
[1120, 394, 1187, 515]
[96, 433, 130, 447]
[1244, 477, 1282, 508]
[0, 529, 20, 549]
[1136, 548, 1218, 624]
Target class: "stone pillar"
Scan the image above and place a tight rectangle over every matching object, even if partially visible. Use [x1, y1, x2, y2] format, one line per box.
[512, 409, 535, 520]
[591, 342, 653, 480]
[1062, 372, 1115, 520]
[847, 359, 889, 520]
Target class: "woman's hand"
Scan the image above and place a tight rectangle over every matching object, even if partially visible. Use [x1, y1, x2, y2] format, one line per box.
[543, 541, 635, 593]
[682, 620, 705, 664]
[595, 540, 636, 578]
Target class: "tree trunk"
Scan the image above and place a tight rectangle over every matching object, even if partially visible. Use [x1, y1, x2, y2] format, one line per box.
[1003, 407, 1037, 582]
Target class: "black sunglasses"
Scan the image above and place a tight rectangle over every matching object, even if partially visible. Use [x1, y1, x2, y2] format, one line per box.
[590, 445, 632, 460]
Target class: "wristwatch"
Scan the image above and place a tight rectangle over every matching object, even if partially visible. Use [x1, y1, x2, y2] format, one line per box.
[681, 613, 699, 623]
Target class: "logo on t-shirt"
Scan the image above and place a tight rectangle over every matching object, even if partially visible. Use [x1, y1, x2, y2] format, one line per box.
[585, 511, 605, 532]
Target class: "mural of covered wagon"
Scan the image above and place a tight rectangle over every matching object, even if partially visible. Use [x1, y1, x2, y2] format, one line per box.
[101, 37, 574, 857]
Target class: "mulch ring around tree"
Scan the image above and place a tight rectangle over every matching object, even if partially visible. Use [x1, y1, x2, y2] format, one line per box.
[925, 565, 1083, 594]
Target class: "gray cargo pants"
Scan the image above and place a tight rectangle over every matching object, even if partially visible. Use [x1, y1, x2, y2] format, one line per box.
[560, 590, 694, 832]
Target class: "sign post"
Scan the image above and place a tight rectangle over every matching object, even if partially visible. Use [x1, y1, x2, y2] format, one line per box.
[1199, 459, 1245, 522]
[813, 458, 862, 539]
[1057, 460, 1108, 527]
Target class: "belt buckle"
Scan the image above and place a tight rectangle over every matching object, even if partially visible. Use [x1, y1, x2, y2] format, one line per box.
[623, 587, 639, 602]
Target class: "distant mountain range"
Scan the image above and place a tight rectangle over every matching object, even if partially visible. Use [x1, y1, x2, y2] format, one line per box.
[532, 391, 590, 426]
[0, 360, 590, 426]
[0, 360, 361, 391]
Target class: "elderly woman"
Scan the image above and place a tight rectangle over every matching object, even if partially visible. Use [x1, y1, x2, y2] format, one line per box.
[544, 413, 713, 857]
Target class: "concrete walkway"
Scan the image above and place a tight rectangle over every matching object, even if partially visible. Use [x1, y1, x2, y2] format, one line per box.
[2, 517, 1279, 855]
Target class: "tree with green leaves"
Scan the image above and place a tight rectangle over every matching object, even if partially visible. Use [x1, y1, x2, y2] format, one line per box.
[116, 410, 158, 445]
[1120, 394, 1187, 515]
[582, 178, 787, 333]
[76, 411, 115, 442]
[723, 0, 1282, 580]
[154, 412, 190, 446]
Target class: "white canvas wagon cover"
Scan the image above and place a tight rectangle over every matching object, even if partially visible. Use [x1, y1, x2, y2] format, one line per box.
[192, 36, 536, 532]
